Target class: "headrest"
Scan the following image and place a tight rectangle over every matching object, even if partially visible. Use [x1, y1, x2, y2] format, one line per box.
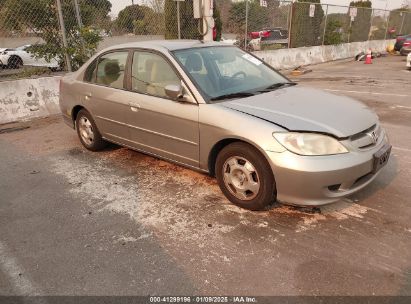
[185, 53, 202, 72]
[104, 60, 120, 76]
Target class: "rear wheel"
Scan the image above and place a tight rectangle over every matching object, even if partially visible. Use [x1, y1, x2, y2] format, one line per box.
[8, 56, 23, 69]
[76, 109, 107, 151]
[215, 142, 276, 211]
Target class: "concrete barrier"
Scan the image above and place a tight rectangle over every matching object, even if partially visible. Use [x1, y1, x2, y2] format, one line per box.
[254, 40, 395, 70]
[0, 39, 396, 124]
[0, 76, 61, 124]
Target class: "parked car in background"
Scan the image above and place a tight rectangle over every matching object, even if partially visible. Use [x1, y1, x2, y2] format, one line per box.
[59, 40, 391, 211]
[0, 45, 59, 69]
[394, 34, 411, 52]
[249, 28, 288, 39]
[249, 28, 289, 51]
[406, 53, 411, 70]
[400, 38, 411, 55]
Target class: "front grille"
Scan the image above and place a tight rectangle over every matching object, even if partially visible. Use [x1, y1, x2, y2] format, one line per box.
[350, 124, 383, 150]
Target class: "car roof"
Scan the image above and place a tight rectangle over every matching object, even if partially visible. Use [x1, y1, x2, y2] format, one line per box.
[102, 39, 230, 52]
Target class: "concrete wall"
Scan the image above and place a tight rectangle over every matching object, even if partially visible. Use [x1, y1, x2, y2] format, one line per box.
[0, 76, 61, 124]
[254, 40, 394, 70]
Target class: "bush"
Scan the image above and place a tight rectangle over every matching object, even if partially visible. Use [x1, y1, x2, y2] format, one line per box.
[348, 1, 372, 42]
[324, 20, 343, 45]
[290, 0, 324, 48]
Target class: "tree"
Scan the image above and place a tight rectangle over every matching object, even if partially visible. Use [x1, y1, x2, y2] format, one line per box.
[348, 0, 372, 42]
[132, 8, 164, 35]
[369, 15, 387, 40]
[0, 0, 112, 70]
[144, 0, 165, 14]
[115, 4, 164, 34]
[290, 0, 324, 48]
[228, 0, 270, 37]
[214, 1, 222, 41]
[324, 19, 343, 45]
[388, 7, 411, 37]
[79, 0, 113, 32]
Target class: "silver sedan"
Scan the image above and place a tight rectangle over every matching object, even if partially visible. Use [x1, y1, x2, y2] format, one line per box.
[59, 40, 391, 210]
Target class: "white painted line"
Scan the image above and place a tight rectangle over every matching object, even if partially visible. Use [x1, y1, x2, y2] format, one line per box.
[393, 146, 411, 153]
[325, 89, 409, 98]
[0, 241, 46, 300]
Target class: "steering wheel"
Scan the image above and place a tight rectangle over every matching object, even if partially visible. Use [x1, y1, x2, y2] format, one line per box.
[227, 71, 247, 86]
[231, 71, 246, 79]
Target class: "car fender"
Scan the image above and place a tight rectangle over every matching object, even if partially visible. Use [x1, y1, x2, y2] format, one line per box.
[198, 103, 287, 173]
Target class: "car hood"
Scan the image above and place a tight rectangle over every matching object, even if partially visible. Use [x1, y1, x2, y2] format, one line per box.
[221, 86, 378, 138]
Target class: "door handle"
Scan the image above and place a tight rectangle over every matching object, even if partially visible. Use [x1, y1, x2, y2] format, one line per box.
[129, 102, 141, 112]
[84, 93, 92, 100]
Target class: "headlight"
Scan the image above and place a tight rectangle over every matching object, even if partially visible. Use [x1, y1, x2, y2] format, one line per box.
[273, 132, 348, 156]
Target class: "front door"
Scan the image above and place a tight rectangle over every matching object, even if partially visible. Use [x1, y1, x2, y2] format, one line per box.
[125, 50, 199, 167]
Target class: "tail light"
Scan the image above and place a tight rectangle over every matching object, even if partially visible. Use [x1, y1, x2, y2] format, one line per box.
[404, 42, 411, 47]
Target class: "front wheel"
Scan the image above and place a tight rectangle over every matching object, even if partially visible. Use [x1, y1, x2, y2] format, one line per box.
[76, 109, 107, 151]
[215, 142, 276, 211]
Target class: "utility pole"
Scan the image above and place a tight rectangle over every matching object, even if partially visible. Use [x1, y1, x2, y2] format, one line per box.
[73, 0, 83, 28]
[244, 0, 248, 49]
[56, 0, 72, 72]
[177, 0, 181, 39]
[322, 4, 328, 46]
[202, 0, 214, 42]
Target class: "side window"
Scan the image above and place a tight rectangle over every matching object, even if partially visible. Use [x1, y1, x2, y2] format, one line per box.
[131, 51, 180, 98]
[84, 59, 97, 82]
[96, 51, 128, 89]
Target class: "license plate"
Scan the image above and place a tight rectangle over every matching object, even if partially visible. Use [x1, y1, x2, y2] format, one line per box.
[372, 144, 391, 173]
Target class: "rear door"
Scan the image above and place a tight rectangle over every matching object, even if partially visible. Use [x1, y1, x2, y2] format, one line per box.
[124, 50, 200, 167]
[81, 50, 132, 145]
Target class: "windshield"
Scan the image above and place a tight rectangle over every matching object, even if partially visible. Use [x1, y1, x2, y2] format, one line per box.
[172, 46, 290, 102]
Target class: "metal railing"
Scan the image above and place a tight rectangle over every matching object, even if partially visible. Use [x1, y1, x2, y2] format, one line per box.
[0, 0, 410, 77]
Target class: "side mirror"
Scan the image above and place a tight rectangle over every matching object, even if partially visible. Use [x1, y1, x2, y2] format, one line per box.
[165, 84, 183, 100]
[165, 84, 195, 104]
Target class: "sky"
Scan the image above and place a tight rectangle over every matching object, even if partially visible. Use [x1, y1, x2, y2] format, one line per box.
[108, 0, 408, 18]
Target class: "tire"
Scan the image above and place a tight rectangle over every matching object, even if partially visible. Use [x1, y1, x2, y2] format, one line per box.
[8, 56, 23, 69]
[215, 142, 276, 211]
[75, 109, 107, 151]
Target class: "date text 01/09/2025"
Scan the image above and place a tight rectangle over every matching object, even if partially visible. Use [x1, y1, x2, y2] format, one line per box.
[149, 296, 257, 303]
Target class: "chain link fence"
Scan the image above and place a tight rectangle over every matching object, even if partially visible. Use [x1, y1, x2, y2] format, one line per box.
[0, 0, 411, 78]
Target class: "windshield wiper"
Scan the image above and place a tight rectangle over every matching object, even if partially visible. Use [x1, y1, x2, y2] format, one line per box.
[258, 82, 297, 92]
[210, 92, 255, 101]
